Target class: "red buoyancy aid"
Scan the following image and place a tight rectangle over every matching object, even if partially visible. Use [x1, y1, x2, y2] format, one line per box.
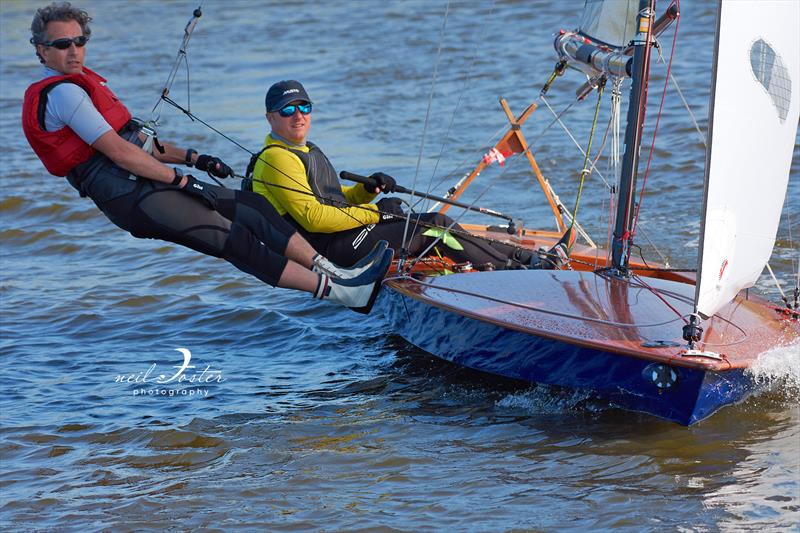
[22, 67, 132, 177]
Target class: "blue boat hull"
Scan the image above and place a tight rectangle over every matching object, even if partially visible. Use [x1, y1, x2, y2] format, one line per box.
[379, 287, 754, 425]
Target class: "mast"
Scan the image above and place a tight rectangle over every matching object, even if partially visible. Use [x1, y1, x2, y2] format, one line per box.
[611, 0, 654, 273]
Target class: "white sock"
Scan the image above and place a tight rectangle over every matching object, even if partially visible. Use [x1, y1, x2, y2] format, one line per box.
[314, 273, 331, 299]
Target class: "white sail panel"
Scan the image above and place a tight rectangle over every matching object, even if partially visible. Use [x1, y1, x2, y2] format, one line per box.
[578, 0, 638, 48]
[695, 0, 800, 319]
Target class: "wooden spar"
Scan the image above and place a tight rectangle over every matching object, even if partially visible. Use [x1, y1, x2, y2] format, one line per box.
[439, 99, 568, 234]
[499, 99, 569, 235]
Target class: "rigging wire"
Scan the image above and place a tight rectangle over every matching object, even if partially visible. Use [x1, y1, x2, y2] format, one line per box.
[540, 96, 612, 190]
[629, 0, 680, 244]
[765, 263, 788, 303]
[388, 274, 688, 329]
[669, 72, 706, 148]
[401, 1, 451, 263]
[151, 3, 203, 123]
[160, 91, 546, 260]
[605, 79, 623, 265]
[420, 0, 497, 213]
[407, 0, 498, 254]
[422, 123, 508, 210]
[789, 208, 800, 304]
[529, 96, 578, 150]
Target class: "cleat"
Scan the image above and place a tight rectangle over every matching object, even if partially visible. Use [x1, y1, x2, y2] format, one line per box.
[539, 242, 569, 269]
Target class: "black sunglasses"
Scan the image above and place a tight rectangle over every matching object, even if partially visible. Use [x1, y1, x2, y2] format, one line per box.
[35, 35, 89, 50]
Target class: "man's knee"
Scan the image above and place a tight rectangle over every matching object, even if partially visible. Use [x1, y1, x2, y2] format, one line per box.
[423, 213, 454, 226]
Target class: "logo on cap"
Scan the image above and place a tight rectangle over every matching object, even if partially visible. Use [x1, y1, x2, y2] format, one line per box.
[283, 88, 300, 96]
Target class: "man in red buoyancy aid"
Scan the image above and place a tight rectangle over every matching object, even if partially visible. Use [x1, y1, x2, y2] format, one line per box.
[21, 2, 392, 314]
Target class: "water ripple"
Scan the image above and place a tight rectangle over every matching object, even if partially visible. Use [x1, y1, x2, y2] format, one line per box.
[1, 1, 798, 531]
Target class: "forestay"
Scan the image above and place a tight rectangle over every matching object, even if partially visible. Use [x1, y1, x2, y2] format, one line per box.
[695, 0, 800, 319]
[577, 0, 638, 48]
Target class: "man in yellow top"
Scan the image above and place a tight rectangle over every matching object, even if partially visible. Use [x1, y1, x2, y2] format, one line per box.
[252, 80, 564, 270]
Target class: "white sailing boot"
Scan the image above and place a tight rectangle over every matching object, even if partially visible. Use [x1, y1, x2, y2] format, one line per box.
[314, 248, 394, 314]
[312, 240, 389, 279]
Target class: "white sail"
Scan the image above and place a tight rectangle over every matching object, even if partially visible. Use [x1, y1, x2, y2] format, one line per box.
[578, 0, 638, 48]
[695, 0, 800, 319]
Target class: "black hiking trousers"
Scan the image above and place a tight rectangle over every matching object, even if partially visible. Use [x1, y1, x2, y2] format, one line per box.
[296, 212, 535, 270]
[70, 157, 296, 287]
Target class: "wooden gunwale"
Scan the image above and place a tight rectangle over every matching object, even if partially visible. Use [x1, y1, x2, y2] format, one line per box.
[384, 272, 798, 374]
[384, 275, 728, 372]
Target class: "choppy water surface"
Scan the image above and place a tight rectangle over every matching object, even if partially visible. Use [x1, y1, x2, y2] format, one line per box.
[1, 1, 798, 531]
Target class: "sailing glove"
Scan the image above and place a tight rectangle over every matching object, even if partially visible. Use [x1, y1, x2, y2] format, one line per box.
[366, 172, 397, 193]
[376, 197, 405, 221]
[195, 154, 234, 179]
[182, 175, 218, 209]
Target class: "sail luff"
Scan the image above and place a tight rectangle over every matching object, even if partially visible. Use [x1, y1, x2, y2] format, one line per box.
[692, 0, 723, 320]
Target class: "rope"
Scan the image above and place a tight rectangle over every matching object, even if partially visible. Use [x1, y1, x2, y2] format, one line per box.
[631, 222, 670, 267]
[568, 78, 605, 245]
[631, 272, 689, 325]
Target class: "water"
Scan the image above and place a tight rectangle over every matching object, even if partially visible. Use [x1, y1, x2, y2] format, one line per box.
[1, 1, 798, 530]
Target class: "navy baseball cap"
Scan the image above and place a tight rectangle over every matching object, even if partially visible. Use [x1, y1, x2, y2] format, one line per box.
[265, 80, 312, 112]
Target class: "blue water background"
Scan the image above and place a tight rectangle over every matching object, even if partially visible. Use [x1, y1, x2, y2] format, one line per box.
[1, 1, 798, 531]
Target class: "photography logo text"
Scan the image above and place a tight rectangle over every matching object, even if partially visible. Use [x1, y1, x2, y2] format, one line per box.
[114, 348, 225, 398]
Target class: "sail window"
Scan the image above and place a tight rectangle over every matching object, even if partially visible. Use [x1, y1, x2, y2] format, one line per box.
[749, 38, 792, 122]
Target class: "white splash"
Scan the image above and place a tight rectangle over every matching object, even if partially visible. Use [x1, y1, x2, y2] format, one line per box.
[746, 339, 800, 396]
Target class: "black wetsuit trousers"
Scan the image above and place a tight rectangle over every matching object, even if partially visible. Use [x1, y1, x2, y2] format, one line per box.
[300, 212, 532, 269]
[75, 162, 296, 287]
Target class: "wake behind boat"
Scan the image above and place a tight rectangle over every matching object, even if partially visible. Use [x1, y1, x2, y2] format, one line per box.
[375, 0, 800, 425]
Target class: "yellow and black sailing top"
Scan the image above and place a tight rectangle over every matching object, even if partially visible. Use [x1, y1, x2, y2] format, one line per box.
[252, 134, 380, 233]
